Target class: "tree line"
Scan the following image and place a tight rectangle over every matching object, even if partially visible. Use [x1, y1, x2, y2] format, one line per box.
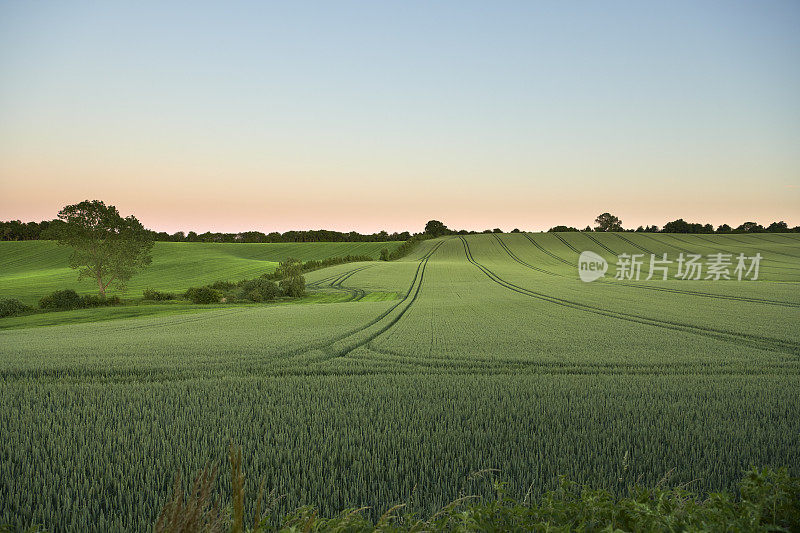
[3, 214, 797, 242]
[0, 219, 412, 242]
[548, 213, 799, 233]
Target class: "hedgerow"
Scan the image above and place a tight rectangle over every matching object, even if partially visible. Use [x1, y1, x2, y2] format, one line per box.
[142, 288, 177, 301]
[184, 286, 223, 304]
[38, 289, 121, 310]
[0, 298, 32, 318]
[387, 234, 430, 260]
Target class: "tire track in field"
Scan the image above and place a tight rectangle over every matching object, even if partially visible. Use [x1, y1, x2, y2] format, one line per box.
[552, 233, 581, 253]
[312, 240, 444, 360]
[520, 234, 800, 308]
[607, 281, 800, 308]
[665, 234, 800, 271]
[523, 234, 574, 266]
[612, 233, 653, 254]
[318, 265, 374, 301]
[460, 236, 800, 356]
[307, 264, 373, 289]
[298, 241, 442, 351]
[701, 234, 800, 260]
[638, 233, 687, 253]
[710, 234, 800, 260]
[579, 232, 618, 255]
[755, 234, 800, 248]
[491, 234, 561, 276]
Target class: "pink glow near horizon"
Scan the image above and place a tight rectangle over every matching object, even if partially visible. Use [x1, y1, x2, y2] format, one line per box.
[1, 3, 799, 233]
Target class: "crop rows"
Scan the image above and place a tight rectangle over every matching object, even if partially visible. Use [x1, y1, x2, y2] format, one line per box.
[1, 234, 798, 531]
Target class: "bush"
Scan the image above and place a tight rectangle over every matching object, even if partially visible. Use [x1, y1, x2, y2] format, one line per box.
[39, 290, 122, 310]
[237, 278, 280, 302]
[81, 295, 122, 307]
[0, 298, 33, 318]
[143, 289, 176, 301]
[276, 258, 306, 297]
[39, 289, 83, 310]
[380, 248, 390, 261]
[208, 280, 236, 291]
[279, 276, 305, 297]
[184, 287, 222, 304]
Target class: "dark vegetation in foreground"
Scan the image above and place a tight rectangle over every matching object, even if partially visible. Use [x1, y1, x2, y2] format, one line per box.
[147, 447, 800, 532]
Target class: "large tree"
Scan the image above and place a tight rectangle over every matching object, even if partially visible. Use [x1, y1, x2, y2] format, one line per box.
[49, 200, 154, 297]
[593, 212, 623, 232]
[424, 220, 449, 237]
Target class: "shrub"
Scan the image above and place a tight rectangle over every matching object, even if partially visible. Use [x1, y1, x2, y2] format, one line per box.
[0, 298, 33, 318]
[262, 254, 375, 280]
[143, 289, 176, 301]
[81, 295, 122, 307]
[279, 276, 305, 298]
[38, 290, 121, 311]
[276, 258, 306, 297]
[237, 278, 280, 302]
[39, 289, 83, 310]
[208, 280, 236, 291]
[184, 287, 222, 304]
[380, 248, 390, 261]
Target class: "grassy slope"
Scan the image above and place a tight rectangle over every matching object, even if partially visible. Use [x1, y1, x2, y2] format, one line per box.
[1, 233, 798, 531]
[0, 240, 402, 304]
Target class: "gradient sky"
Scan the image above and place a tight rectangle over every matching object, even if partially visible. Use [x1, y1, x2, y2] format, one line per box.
[1, 1, 799, 233]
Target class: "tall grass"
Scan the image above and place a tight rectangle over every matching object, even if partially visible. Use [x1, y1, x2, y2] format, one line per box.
[152, 446, 800, 532]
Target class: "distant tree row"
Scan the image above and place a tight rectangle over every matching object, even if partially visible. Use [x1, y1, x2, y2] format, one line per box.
[422, 220, 525, 237]
[4, 214, 798, 242]
[547, 213, 800, 233]
[0, 219, 413, 242]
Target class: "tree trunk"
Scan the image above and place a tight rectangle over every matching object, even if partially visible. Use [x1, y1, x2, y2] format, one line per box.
[97, 275, 106, 297]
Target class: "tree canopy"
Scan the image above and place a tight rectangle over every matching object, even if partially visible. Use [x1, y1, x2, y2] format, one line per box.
[424, 220, 450, 237]
[593, 213, 623, 232]
[276, 257, 306, 297]
[48, 200, 154, 297]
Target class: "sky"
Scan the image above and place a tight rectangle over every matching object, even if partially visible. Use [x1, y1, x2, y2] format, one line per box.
[1, 1, 799, 234]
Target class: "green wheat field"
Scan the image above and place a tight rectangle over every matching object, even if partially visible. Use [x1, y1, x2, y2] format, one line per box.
[1, 232, 799, 530]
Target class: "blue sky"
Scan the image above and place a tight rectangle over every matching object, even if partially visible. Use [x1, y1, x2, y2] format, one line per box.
[1, 1, 798, 232]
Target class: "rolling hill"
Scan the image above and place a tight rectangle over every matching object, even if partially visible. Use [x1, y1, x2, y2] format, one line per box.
[0, 240, 403, 304]
[1, 232, 799, 530]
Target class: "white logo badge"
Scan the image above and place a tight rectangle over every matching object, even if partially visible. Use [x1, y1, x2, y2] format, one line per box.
[578, 251, 607, 282]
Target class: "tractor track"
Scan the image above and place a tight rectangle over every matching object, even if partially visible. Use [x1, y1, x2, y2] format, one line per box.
[665, 234, 800, 271]
[491, 234, 561, 277]
[552, 233, 581, 253]
[460, 236, 800, 356]
[710, 234, 800, 260]
[612, 233, 654, 254]
[518, 234, 800, 308]
[638, 233, 687, 253]
[312, 240, 443, 360]
[307, 264, 373, 289]
[328, 265, 373, 301]
[523, 234, 574, 266]
[579, 232, 618, 255]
